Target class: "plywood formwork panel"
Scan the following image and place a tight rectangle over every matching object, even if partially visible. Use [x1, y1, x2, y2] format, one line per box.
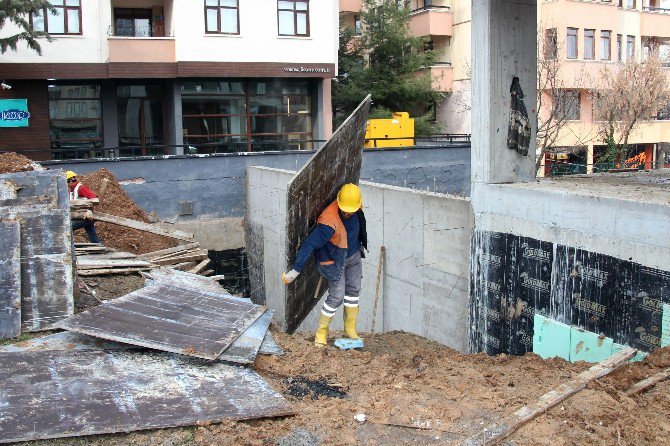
[57, 283, 266, 360]
[284, 96, 370, 333]
[0, 349, 294, 444]
[0, 220, 21, 339]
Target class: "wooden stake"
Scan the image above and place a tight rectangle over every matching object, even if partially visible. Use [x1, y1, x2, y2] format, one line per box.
[625, 367, 670, 396]
[462, 347, 637, 446]
[98, 178, 111, 201]
[371, 245, 386, 332]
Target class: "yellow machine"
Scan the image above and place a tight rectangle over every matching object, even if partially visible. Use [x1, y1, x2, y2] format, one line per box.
[364, 112, 415, 148]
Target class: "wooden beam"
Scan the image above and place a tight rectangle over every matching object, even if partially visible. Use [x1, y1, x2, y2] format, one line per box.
[78, 267, 151, 276]
[138, 243, 200, 260]
[76, 259, 152, 270]
[153, 252, 208, 266]
[92, 212, 194, 241]
[189, 259, 212, 274]
[462, 348, 637, 446]
[625, 367, 670, 396]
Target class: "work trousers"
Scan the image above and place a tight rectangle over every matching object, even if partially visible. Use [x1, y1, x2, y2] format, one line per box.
[320, 250, 362, 317]
[72, 219, 101, 244]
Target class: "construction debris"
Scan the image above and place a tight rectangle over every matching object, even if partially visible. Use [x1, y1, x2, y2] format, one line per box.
[56, 279, 266, 360]
[0, 349, 294, 444]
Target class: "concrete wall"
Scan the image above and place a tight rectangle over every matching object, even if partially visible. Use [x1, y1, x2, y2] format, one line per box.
[246, 166, 474, 352]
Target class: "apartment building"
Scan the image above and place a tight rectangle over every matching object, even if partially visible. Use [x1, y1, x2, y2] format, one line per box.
[539, 0, 670, 174]
[0, 0, 338, 160]
[339, 0, 472, 134]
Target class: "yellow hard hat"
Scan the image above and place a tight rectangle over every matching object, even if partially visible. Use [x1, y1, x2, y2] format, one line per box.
[65, 170, 77, 180]
[337, 183, 362, 213]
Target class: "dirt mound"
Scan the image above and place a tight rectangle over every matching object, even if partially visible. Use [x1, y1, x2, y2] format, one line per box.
[73, 168, 179, 254]
[0, 152, 36, 174]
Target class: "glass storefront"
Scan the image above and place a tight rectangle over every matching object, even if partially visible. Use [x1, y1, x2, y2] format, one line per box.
[117, 81, 165, 157]
[48, 83, 104, 159]
[181, 78, 314, 153]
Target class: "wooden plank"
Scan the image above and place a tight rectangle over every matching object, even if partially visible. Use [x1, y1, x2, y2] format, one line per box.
[283, 95, 370, 333]
[56, 283, 266, 360]
[76, 259, 152, 270]
[77, 267, 152, 276]
[626, 367, 670, 396]
[153, 252, 208, 266]
[77, 251, 137, 261]
[92, 212, 194, 241]
[0, 220, 21, 340]
[150, 249, 199, 262]
[170, 262, 197, 271]
[138, 242, 200, 260]
[0, 349, 294, 443]
[189, 259, 212, 274]
[462, 348, 637, 446]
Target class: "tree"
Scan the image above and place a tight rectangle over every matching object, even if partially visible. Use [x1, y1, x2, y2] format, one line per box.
[0, 0, 54, 55]
[594, 52, 670, 164]
[332, 0, 442, 134]
[535, 28, 591, 173]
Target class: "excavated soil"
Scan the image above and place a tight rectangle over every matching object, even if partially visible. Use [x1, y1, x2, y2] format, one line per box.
[0, 151, 36, 174]
[26, 321, 670, 446]
[73, 168, 179, 254]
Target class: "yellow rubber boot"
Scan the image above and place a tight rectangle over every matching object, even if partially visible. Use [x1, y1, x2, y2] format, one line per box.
[314, 314, 333, 347]
[343, 306, 360, 340]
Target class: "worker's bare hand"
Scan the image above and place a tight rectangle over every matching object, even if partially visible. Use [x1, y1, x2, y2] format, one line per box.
[282, 269, 300, 285]
[84, 210, 93, 220]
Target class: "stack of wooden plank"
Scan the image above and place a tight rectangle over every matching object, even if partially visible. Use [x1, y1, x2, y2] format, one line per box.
[138, 242, 214, 275]
[0, 170, 74, 340]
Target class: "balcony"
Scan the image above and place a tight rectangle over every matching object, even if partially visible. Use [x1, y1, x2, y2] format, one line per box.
[641, 7, 670, 38]
[415, 63, 453, 92]
[340, 0, 362, 13]
[108, 26, 176, 63]
[409, 6, 453, 37]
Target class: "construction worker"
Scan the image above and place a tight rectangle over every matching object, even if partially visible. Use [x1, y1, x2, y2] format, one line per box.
[282, 183, 368, 347]
[66, 170, 101, 244]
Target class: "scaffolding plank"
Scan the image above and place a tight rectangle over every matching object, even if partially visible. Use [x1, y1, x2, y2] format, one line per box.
[284, 95, 370, 333]
[56, 283, 266, 360]
[0, 349, 294, 444]
[0, 220, 21, 340]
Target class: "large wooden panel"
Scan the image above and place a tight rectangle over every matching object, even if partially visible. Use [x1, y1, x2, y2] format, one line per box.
[0, 220, 21, 339]
[0, 349, 294, 444]
[57, 283, 266, 360]
[283, 95, 370, 333]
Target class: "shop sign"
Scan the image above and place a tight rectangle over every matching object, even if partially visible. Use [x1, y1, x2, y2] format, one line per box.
[0, 99, 30, 127]
[283, 66, 332, 74]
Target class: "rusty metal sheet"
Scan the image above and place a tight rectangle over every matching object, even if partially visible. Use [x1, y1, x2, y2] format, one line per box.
[57, 283, 266, 360]
[218, 309, 274, 364]
[0, 219, 21, 339]
[0, 207, 74, 331]
[284, 95, 370, 333]
[0, 349, 294, 444]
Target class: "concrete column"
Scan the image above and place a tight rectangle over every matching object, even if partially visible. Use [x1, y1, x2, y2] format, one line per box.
[101, 79, 118, 150]
[471, 0, 537, 186]
[166, 79, 183, 155]
[587, 144, 594, 174]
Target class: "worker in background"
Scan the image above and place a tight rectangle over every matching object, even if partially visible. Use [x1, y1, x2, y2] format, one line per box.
[66, 170, 101, 244]
[282, 184, 368, 347]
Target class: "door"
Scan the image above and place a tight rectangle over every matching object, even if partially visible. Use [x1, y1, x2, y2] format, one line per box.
[117, 83, 165, 156]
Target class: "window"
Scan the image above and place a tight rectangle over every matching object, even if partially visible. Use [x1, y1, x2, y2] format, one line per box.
[544, 28, 558, 60]
[626, 0, 636, 8]
[600, 31, 611, 60]
[48, 84, 103, 156]
[31, 0, 81, 35]
[354, 14, 362, 35]
[181, 79, 314, 152]
[277, 0, 309, 37]
[658, 102, 670, 120]
[617, 34, 623, 61]
[627, 35, 635, 60]
[205, 0, 239, 34]
[114, 9, 152, 37]
[584, 29, 595, 60]
[554, 90, 581, 120]
[567, 28, 578, 59]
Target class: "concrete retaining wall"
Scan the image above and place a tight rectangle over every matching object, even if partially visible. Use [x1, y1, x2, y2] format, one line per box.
[246, 166, 473, 352]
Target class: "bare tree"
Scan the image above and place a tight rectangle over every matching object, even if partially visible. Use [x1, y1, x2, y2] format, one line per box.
[535, 28, 591, 173]
[594, 51, 670, 164]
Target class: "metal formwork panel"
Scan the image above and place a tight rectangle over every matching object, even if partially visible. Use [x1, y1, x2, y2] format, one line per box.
[0, 349, 294, 444]
[57, 283, 266, 360]
[284, 95, 370, 333]
[0, 219, 21, 339]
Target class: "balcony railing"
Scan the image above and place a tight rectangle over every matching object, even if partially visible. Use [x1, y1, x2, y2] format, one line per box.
[642, 6, 670, 13]
[410, 5, 451, 14]
[107, 25, 174, 38]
